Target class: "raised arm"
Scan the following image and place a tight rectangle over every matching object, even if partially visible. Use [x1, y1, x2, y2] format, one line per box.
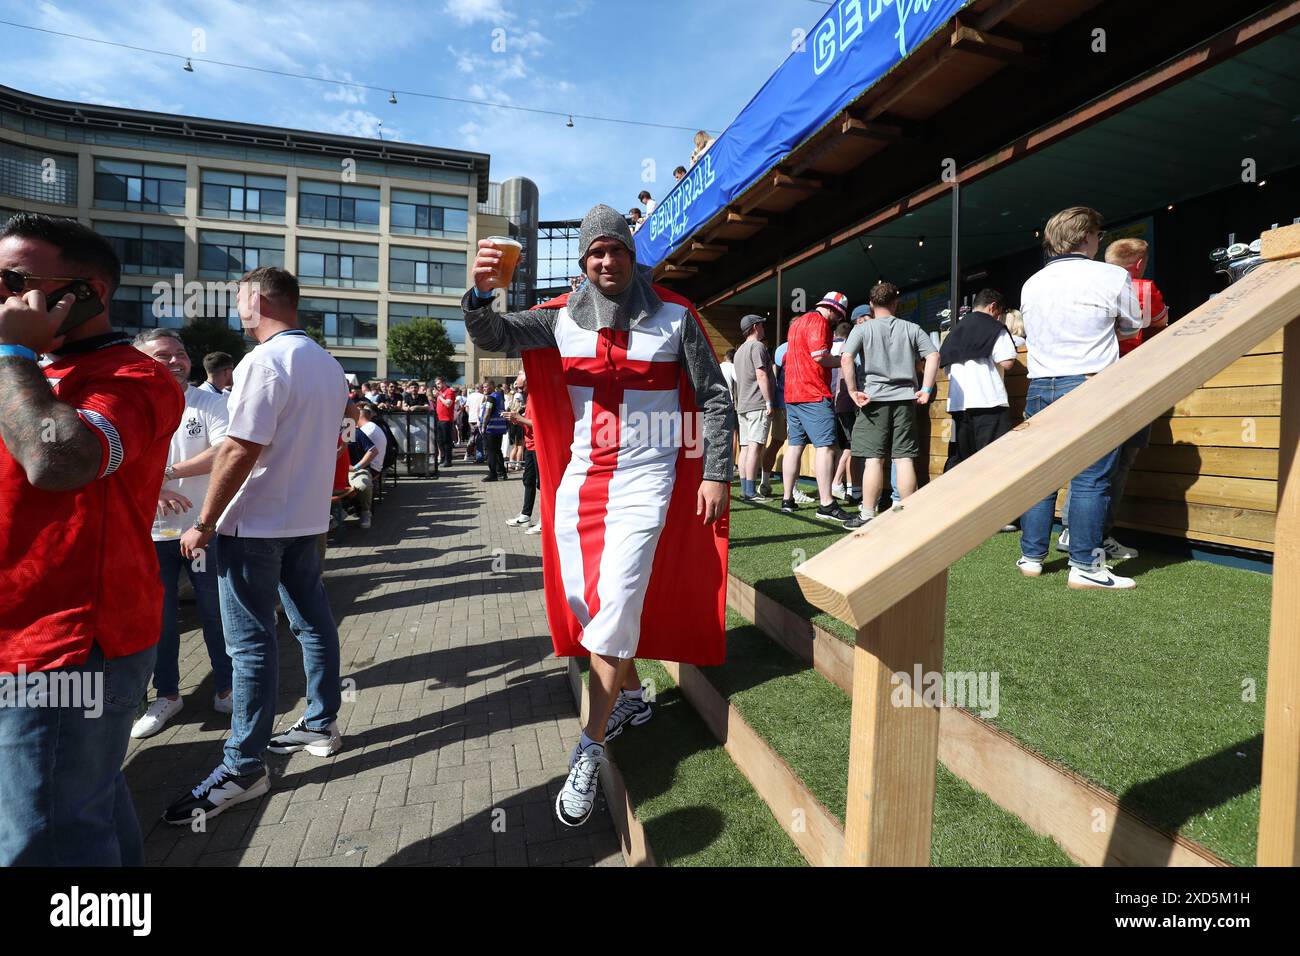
[462, 239, 558, 353]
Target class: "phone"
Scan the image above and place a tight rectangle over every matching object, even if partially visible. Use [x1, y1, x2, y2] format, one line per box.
[47, 281, 104, 336]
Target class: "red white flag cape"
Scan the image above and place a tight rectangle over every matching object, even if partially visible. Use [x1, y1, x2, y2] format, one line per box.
[522, 285, 727, 666]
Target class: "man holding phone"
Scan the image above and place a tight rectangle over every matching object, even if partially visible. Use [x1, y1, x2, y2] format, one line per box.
[0, 213, 184, 865]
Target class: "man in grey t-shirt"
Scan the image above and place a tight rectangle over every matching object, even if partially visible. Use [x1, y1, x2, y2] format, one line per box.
[733, 314, 774, 501]
[839, 282, 939, 528]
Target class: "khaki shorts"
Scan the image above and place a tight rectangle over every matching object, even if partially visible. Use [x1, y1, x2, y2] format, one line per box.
[851, 400, 920, 459]
[737, 408, 771, 446]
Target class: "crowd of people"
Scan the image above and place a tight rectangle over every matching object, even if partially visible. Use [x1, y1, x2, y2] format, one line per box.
[626, 130, 716, 232]
[728, 205, 1165, 591]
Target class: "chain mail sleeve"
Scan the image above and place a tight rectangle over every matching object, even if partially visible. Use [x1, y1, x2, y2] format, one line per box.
[679, 308, 736, 483]
[460, 289, 559, 353]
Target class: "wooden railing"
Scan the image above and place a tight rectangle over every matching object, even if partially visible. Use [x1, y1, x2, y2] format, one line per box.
[793, 223, 1300, 866]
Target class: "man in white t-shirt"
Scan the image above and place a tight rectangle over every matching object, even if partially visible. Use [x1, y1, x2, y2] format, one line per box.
[167, 267, 348, 826]
[938, 288, 1018, 468]
[464, 384, 485, 463]
[128, 329, 233, 740]
[1016, 207, 1145, 591]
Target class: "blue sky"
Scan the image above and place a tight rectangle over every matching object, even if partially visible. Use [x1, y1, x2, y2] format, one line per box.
[2, 0, 832, 223]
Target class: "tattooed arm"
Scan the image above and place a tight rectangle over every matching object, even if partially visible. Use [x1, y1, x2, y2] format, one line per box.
[0, 290, 103, 491]
[0, 357, 103, 490]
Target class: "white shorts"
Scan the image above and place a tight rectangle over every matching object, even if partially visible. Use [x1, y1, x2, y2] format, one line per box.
[738, 408, 771, 446]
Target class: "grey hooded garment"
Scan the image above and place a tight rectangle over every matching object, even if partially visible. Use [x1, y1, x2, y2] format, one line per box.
[461, 203, 734, 482]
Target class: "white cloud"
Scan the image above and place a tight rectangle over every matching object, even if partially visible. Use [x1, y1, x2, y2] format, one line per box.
[320, 109, 402, 141]
[319, 68, 367, 105]
[443, 0, 508, 25]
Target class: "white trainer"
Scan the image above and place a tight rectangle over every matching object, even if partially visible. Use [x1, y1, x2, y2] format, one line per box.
[1056, 528, 1070, 551]
[523, 522, 543, 535]
[1016, 557, 1043, 578]
[1102, 536, 1139, 561]
[1068, 564, 1136, 590]
[213, 692, 233, 715]
[792, 488, 816, 505]
[556, 740, 605, 827]
[131, 696, 184, 739]
[506, 513, 530, 526]
[267, 717, 343, 756]
[831, 483, 846, 499]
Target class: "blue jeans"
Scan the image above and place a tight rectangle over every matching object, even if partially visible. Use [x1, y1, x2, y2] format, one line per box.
[154, 539, 231, 698]
[1019, 376, 1119, 569]
[217, 534, 341, 776]
[0, 642, 156, 865]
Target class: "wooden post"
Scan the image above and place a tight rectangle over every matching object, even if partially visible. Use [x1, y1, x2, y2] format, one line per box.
[843, 571, 948, 866]
[1258, 317, 1300, 866]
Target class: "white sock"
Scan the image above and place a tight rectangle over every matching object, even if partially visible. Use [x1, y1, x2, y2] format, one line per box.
[579, 731, 600, 751]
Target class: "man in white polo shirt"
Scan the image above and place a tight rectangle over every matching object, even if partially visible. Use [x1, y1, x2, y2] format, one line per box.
[130, 328, 233, 739]
[1016, 207, 1145, 590]
[165, 267, 348, 824]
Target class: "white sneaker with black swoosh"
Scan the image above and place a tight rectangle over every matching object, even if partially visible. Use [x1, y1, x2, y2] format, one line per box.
[1068, 565, 1136, 590]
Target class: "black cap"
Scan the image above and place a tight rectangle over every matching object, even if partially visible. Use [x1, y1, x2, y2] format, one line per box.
[740, 313, 766, 334]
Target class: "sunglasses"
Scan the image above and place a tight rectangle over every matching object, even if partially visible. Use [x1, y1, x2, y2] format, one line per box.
[0, 269, 91, 295]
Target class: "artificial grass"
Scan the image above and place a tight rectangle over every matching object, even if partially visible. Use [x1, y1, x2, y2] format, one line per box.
[727, 489, 1270, 866]
[590, 659, 806, 867]
[703, 614, 1074, 866]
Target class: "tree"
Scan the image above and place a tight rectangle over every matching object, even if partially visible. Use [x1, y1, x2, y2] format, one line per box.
[179, 321, 247, 384]
[386, 317, 458, 383]
[301, 323, 329, 349]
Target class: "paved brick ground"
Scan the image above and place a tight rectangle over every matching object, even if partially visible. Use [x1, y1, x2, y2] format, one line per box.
[126, 456, 622, 867]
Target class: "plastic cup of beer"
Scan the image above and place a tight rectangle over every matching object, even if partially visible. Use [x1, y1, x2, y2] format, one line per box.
[486, 236, 522, 289]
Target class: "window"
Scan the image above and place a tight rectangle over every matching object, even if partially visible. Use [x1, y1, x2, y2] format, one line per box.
[109, 285, 184, 335]
[94, 221, 185, 275]
[387, 301, 466, 345]
[200, 170, 286, 222]
[297, 238, 379, 289]
[198, 230, 285, 279]
[300, 297, 379, 347]
[389, 247, 466, 295]
[390, 189, 469, 238]
[94, 159, 186, 213]
[297, 180, 380, 231]
[339, 357, 378, 379]
[0, 142, 78, 206]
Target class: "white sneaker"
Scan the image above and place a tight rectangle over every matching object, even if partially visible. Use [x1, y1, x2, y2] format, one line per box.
[605, 692, 653, 741]
[792, 488, 815, 505]
[1016, 557, 1043, 578]
[831, 482, 846, 499]
[1102, 536, 1139, 561]
[266, 717, 343, 756]
[213, 692, 233, 715]
[506, 513, 530, 526]
[556, 740, 605, 827]
[359, 511, 372, 529]
[162, 764, 269, 825]
[1056, 528, 1070, 551]
[1068, 564, 1136, 590]
[523, 522, 543, 535]
[131, 696, 184, 739]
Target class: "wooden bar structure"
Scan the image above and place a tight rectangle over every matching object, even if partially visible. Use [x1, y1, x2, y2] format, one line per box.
[794, 227, 1300, 866]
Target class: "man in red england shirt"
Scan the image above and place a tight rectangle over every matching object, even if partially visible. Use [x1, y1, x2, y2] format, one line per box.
[0, 213, 183, 865]
[433, 374, 457, 467]
[780, 291, 856, 522]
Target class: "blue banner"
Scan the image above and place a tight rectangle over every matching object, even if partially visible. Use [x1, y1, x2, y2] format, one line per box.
[636, 0, 970, 268]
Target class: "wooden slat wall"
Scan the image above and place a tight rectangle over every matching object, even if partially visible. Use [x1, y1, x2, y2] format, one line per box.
[928, 336, 1281, 552]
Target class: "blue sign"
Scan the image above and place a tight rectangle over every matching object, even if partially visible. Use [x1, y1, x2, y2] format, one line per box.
[636, 0, 970, 268]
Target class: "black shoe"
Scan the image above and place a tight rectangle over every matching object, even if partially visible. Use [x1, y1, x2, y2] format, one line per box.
[843, 513, 873, 530]
[843, 494, 862, 507]
[482, 476, 498, 483]
[163, 764, 269, 826]
[781, 499, 798, 513]
[816, 503, 854, 522]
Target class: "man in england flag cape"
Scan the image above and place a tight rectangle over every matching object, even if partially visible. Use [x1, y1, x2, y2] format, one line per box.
[462, 204, 734, 827]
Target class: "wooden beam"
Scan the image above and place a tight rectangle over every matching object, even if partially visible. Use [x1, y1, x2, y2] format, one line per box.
[844, 572, 947, 866]
[1258, 318, 1300, 866]
[772, 172, 822, 192]
[950, 24, 1026, 63]
[841, 116, 904, 143]
[795, 241, 1300, 630]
